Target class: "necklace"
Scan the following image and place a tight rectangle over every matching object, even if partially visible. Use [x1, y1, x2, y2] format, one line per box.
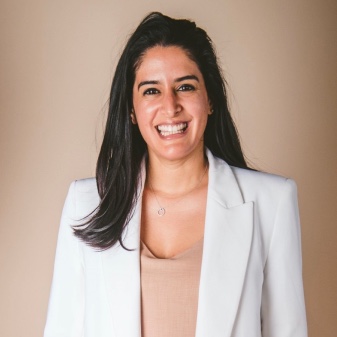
[147, 163, 208, 216]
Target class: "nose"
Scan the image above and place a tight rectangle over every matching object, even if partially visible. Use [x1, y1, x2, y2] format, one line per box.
[162, 90, 181, 117]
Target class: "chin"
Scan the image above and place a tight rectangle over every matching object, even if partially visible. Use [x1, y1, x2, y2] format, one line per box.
[150, 143, 204, 162]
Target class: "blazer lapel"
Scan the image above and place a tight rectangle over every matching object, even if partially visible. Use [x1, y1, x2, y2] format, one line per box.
[196, 150, 254, 337]
[100, 165, 145, 337]
[99, 150, 253, 337]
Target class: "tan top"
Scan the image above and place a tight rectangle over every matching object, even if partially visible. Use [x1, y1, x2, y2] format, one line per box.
[140, 238, 203, 337]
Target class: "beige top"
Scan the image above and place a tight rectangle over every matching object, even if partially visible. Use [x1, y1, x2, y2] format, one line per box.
[140, 238, 204, 337]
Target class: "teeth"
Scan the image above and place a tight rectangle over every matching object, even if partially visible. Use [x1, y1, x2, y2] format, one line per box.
[157, 123, 187, 136]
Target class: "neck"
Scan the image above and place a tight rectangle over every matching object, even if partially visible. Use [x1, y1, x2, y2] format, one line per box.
[146, 148, 208, 197]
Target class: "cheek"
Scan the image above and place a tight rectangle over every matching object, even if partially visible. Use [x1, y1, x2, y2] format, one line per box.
[193, 101, 211, 122]
[134, 103, 160, 128]
[134, 108, 151, 128]
[135, 116, 154, 141]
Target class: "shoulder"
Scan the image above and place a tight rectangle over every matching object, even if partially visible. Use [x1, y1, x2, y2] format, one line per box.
[230, 165, 298, 206]
[207, 149, 298, 207]
[208, 149, 297, 196]
[231, 165, 296, 189]
[70, 177, 97, 192]
[66, 178, 100, 219]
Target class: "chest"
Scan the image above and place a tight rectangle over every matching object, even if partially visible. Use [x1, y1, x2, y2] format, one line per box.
[140, 185, 207, 258]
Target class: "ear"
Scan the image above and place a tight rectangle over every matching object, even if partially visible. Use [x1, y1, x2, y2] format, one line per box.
[130, 111, 137, 124]
[208, 101, 214, 115]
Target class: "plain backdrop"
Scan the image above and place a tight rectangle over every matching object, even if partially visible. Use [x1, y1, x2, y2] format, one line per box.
[1, 0, 336, 336]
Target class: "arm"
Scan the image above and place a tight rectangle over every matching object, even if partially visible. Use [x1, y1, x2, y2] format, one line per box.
[261, 179, 307, 337]
[44, 181, 85, 337]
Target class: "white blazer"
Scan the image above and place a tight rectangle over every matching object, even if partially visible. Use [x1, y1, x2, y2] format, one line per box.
[44, 149, 307, 337]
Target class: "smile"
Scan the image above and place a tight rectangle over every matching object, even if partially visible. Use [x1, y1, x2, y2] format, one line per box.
[156, 122, 188, 136]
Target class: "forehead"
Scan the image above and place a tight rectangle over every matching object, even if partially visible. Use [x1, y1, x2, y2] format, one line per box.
[134, 46, 202, 80]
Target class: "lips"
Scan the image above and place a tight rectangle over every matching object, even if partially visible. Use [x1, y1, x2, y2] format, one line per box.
[156, 122, 188, 136]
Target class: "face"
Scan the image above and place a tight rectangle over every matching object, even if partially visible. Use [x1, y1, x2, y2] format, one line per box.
[132, 46, 212, 163]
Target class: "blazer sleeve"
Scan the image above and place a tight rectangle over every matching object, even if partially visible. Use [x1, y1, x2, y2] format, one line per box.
[44, 181, 85, 337]
[261, 179, 307, 337]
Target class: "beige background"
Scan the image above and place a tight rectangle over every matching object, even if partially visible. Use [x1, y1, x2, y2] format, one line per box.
[1, 0, 336, 336]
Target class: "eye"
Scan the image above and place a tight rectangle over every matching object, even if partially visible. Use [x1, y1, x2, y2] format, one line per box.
[143, 88, 160, 95]
[177, 84, 195, 92]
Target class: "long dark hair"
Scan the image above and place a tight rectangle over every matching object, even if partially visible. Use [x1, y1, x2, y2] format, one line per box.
[73, 12, 249, 250]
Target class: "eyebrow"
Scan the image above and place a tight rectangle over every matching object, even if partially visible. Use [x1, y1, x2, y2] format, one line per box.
[175, 75, 199, 83]
[137, 75, 199, 90]
[138, 80, 159, 90]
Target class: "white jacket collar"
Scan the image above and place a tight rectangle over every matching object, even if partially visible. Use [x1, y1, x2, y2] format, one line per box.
[101, 149, 253, 337]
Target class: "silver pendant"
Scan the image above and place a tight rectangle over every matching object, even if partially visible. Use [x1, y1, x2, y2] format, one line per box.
[157, 207, 166, 216]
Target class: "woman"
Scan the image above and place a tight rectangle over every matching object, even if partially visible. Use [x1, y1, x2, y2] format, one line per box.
[44, 12, 307, 337]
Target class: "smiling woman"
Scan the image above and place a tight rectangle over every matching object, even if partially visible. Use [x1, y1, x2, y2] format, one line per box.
[44, 12, 307, 337]
[132, 46, 211, 163]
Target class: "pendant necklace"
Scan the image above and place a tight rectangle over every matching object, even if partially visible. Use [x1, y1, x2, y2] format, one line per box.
[148, 163, 208, 216]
